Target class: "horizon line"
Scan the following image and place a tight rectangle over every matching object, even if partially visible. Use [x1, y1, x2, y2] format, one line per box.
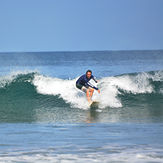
[0, 49, 163, 53]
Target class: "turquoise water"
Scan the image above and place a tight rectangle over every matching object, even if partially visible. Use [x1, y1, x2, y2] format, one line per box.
[0, 50, 163, 162]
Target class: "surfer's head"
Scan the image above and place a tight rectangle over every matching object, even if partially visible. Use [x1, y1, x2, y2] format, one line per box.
[86, 70, 92, 79]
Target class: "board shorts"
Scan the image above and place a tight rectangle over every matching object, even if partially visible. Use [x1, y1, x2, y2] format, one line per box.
[76, 83, 88, 93]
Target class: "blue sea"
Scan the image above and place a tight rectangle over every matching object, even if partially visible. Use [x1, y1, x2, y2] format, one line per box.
[0, 50, 163, 162]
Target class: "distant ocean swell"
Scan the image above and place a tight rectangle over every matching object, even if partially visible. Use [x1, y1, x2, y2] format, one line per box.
[0, 70, 163, 122]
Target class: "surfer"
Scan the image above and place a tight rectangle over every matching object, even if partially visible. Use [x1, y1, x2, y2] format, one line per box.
[76, 70, 100, 104]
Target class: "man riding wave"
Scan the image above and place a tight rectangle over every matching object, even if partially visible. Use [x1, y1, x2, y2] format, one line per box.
[76, 70, 100, 104]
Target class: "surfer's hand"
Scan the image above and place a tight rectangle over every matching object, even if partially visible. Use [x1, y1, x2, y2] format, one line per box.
[98, 89, 100, 93]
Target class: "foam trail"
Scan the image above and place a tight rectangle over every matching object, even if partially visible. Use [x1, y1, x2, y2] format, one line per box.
[33, 75, 89, 109]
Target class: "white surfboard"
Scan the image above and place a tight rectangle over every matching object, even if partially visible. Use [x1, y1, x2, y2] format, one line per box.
[89, 101, 99, 108]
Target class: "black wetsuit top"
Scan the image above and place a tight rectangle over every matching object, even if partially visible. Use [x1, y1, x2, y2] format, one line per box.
[76, 74, 98, 90]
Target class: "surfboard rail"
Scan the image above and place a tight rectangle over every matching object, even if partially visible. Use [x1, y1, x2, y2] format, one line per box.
[89, 101, 99, 108]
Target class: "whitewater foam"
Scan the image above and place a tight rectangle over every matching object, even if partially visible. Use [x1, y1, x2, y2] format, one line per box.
[33, 74, 89, 109]
[0, 145, 163, 163]
[32, 71, 162, 109]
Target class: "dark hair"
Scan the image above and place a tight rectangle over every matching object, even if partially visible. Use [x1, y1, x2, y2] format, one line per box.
[86, 70, 92, 74]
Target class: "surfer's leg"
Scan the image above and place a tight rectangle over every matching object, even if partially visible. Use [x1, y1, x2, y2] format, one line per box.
[80, 85, 92, 103]
[89, 88, 94, 99]
[86, 87, 94, 103]
[80, 86, 91, 103]
[86, 89, 92, 103]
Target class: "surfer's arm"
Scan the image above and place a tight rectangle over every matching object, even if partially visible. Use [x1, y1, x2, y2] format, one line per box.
[86, 82, 99, 90]
[89, 84, 100, 93]
[91, 85, 99, 90]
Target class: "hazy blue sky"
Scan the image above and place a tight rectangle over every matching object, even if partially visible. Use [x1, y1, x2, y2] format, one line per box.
[0, 0, 163, 52]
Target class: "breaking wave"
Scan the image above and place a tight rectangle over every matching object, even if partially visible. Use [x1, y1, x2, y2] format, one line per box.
[0, 70, 163, 122]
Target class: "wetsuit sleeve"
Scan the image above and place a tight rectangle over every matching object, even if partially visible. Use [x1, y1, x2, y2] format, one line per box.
[86, 82, 99, 90]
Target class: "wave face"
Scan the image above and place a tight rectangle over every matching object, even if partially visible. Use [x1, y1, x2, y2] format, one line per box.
[0, 70, 163, 123]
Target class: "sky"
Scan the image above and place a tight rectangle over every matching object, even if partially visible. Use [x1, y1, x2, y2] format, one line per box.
[0, 0, 163, 52]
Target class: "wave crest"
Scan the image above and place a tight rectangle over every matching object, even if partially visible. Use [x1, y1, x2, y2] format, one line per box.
[0, 70, 163, 110]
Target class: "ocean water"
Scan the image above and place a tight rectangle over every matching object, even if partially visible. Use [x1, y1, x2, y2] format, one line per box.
[0, 50, 163, 162]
